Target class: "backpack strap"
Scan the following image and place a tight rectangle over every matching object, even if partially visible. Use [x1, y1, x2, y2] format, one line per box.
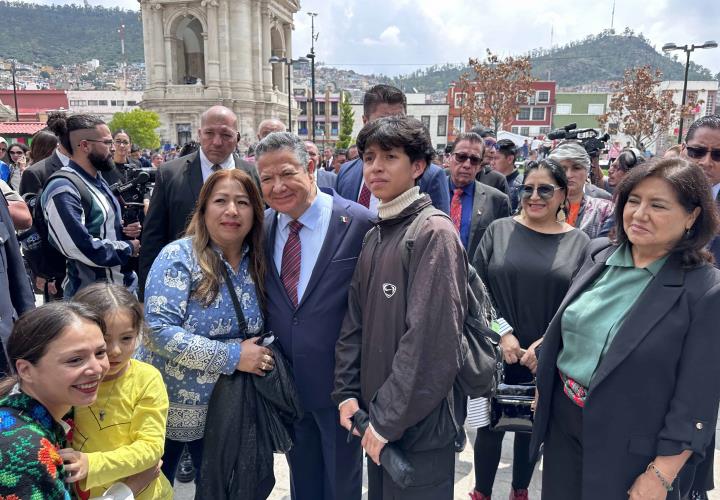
[45, 170, 93, 216]
[400, 204, 450, 270]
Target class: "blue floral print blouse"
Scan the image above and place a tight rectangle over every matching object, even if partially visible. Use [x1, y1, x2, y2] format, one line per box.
[138, 237, 263, 441]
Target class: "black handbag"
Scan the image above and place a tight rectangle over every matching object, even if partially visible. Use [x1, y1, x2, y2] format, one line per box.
[489, 359, 535, 433]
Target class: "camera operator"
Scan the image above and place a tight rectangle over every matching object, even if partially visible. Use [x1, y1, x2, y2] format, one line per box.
[592, 147, 645, 195]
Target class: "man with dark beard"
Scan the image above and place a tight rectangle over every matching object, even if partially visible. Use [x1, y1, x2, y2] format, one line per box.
[40, 114, 139, 297]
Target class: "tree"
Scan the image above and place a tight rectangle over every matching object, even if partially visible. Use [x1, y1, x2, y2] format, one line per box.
[108, 108, 161, 150]
[457, 50, 537, 135]
[598, 66, 701, 148]
[335, 91, 355, 149]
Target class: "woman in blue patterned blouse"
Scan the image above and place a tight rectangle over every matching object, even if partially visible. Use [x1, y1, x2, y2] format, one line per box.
[139, 169, 273, 486]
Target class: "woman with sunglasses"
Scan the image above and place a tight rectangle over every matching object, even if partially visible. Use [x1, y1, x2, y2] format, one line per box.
[6, 143, 29, 190]
[531, 158, 720, 500]
[470, 160, 589, 500]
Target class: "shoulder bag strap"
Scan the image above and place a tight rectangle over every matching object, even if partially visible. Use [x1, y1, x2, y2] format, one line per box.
[219, 263, 248, 339]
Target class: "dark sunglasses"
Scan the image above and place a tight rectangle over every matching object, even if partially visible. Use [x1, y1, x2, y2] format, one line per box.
[9, 150, 24, 156]
[519, 183, 562, 200]
[686, 145, 720, 162]
[453, 152, 482, 166]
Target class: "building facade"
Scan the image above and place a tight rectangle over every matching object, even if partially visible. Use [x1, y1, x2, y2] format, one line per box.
[139, 0, 300, 147]
[553, 92, 609, 130]
[447, 81, 556, 142]
[67, 90, 144, 122]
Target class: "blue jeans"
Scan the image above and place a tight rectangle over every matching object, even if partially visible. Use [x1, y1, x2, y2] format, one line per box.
[161, 437, 203, 485]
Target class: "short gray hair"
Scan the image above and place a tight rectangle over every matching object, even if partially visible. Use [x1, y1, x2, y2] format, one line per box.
[255, 132, 310, 171]
[549, 141, 591, 171]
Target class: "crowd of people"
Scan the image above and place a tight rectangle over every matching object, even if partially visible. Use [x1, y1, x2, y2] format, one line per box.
[0, 83, 719, 500]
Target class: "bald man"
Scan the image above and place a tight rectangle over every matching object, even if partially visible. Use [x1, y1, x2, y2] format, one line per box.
[257, 118, 287, 140]
[139, 105, 259, 298]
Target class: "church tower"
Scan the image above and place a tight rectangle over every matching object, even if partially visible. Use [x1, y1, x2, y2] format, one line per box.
[138, 0, 299, 147]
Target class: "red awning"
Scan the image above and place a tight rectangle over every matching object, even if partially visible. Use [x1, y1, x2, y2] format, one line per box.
[0, 122, 46, 135]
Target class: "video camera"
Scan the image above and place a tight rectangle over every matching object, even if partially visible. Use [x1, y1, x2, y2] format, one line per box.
[547, 123, 610, 159]
[109, 165, 156, 225]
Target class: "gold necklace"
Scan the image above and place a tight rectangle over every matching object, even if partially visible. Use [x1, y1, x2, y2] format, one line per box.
[96, 374, 121, 422]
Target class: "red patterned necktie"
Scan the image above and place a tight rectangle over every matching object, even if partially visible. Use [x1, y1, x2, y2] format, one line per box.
[280, 220, 303, 307]
[450, 188, 463, 231]
[358, 183, 372, 208]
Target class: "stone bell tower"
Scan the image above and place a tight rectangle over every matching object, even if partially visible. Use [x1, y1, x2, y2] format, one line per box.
[138, 0, 299, 147]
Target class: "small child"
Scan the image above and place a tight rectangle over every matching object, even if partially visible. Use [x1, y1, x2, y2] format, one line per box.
[61, 283, 173, 499]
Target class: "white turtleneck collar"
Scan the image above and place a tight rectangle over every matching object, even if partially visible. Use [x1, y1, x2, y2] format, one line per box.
[377, 186, 423, 219]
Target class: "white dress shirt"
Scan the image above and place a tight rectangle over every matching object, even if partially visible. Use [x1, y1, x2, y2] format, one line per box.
[273, 190, 333, 303]
[199, 149, 235, 182]
[56, 148, 70, 167]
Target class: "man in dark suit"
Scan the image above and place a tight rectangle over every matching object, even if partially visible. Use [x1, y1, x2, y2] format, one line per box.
[336, 84, 450, 214]
[305, 140, 337, 190]
[139, 105, 259, 296]
[448, 132, 511, 259]
[257, 132, 372, 500]
[19, 112, 72, 196]
[0, 192, 35, 376]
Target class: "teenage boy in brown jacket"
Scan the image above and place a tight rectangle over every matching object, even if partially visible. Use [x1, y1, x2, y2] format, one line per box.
[333, 116, 468, 499]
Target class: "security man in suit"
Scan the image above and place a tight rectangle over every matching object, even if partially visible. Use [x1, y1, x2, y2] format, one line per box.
[139, 105, 259, 297]
[257, 132, 372, 500]
[447, 132, 511, 259]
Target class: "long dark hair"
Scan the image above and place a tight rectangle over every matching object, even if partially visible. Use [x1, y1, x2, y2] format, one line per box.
[614, 157, 719, 268]
[185, 169, 267, 308]
[29, 130, 59, 164]
[0, 303, 106, 396]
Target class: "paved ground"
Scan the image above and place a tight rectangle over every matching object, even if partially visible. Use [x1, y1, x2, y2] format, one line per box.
[174, 421, 720, 499]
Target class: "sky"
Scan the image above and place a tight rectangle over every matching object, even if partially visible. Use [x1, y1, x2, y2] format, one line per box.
[16, 0, 720, 78]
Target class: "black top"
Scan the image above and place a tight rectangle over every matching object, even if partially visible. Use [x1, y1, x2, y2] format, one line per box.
[476, 166, 509, 195]
[473, 218, 589, 382]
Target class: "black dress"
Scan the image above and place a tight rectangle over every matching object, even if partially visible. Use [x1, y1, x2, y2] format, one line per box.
[473, 217, 589, 384]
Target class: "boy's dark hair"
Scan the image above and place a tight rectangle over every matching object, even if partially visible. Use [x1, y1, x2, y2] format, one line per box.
[495, 139, 517, 158]
[363, 84, 407, 118]
[356, 116, 435, 166]
[47, 112, 105, 155]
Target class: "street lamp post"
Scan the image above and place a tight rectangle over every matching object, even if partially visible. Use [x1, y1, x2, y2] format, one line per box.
[662, 40, 718, 144]
[269, 56, 309, 133]
[307, 12, 318, 142]
[0, 60, 24, 122]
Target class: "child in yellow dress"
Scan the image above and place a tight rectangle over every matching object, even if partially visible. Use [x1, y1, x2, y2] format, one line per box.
[61, 283, 173, 499]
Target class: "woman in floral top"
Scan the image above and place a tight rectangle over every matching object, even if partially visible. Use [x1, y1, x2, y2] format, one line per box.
[138, 169, 273, 485]
[0, 302, 108, 499]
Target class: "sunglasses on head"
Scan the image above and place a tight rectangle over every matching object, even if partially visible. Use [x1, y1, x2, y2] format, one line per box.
[519, 183, 561, 200]
[453, 152, 482, 166]
[686, 145, 720, 162]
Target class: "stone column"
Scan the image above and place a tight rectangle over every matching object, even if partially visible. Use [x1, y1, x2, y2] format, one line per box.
[202, 0, 220, 90]
[152, 3, 166, 88]
[164, 34, 175, 84]
[261, 6, 272, 93]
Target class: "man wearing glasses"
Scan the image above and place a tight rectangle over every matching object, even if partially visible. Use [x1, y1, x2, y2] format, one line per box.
[467, 128, 510, 196]
[679, 113, 720, 500]
[40, 114, 139, 298]
[447, 132, 511, 259]
[139, 105, 258, 300]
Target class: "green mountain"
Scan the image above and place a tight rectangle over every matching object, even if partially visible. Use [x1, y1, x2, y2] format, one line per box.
[385, 29, 717, 92]
[0, 1, 143, 67]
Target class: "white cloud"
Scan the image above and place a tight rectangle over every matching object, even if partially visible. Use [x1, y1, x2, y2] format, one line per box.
[11, 0, 720, 77]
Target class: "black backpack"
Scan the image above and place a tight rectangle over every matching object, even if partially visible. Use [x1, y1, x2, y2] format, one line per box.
[399, 204, 502, 399]
[19, 171, 93, 281]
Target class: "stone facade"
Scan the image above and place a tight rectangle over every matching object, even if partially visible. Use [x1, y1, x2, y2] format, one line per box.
[138, 0, 299, 147]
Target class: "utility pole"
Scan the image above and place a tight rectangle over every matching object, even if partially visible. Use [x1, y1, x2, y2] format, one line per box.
[308, 12, 318, 142]
[610, 0, 616, 31]
[118, 24, 127, 91]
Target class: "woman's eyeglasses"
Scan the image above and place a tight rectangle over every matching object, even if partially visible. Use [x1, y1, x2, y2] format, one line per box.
[9, 150, 24, 156]
[519, 184, 562, 200]
[114, 140, 130, 146]
[686, 145, 720, 162]
[453, 152, 482, 166]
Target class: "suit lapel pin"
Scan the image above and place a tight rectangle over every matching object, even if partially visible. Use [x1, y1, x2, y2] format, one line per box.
[340, 216, 349, 224]
[476, 210, 483, 216]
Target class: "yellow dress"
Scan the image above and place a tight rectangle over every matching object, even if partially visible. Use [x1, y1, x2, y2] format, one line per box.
[72, 359, 173, 500]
